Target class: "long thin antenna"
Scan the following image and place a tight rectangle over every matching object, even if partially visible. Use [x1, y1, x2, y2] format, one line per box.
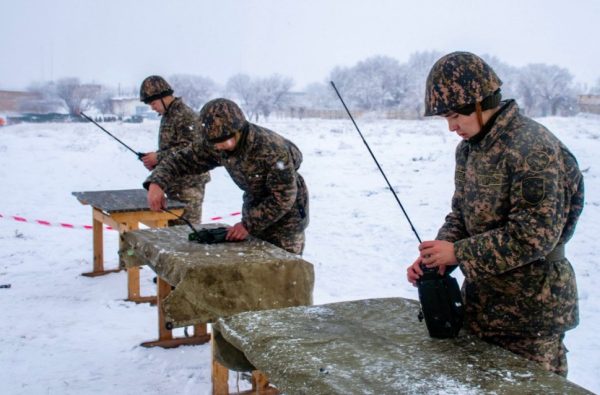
[80, 112, 144, 160]
[162, 208, 199, 234]
[330, 81, 422, 243]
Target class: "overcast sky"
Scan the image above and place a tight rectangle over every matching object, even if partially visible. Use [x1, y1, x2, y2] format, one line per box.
[2, 0, 599, 92]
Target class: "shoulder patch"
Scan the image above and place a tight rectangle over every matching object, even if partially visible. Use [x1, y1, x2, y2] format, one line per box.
[522, 177, 545, 205]
[525, 150, 550, 173]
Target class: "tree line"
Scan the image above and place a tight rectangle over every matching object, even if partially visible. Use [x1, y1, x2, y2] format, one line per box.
[22, 51, 600, 120]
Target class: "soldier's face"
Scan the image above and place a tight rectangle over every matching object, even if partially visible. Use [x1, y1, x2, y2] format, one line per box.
[443, 111, 481, 140]
[149, 99, 165, 115]
[213, 136, 237, 151]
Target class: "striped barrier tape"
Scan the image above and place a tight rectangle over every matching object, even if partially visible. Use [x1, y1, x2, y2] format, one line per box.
[0, 211, 241, 230]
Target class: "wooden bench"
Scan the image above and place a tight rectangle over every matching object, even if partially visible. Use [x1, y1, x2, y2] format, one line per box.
[72, 189, 185, 304]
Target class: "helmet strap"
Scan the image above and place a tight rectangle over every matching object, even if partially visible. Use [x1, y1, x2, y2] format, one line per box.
[160, 97, 172, 115]
[475, 102, 484, 129]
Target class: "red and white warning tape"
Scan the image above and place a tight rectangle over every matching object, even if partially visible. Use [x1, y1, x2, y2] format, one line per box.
[208, 212, 241, 221]
[0, 211, 241, 231]
[0, 213, 103, 230]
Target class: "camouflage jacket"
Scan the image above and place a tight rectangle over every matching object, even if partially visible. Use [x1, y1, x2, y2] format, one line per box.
[158, 98, 210, 193]
[145, 122, 309, 239]
[437, 100, 584, 336]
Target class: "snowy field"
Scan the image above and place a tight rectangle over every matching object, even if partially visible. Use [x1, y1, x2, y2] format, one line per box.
[0, 114, 598, 394]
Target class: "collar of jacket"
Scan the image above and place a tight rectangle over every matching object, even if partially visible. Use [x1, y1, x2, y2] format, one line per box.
[468, 99, 518, 150]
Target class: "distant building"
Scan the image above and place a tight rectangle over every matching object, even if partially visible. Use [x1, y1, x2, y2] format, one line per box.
[0, 90, 42, 115]
[108, 97, 160, 121]
[110, 97, 141, 118]
[0, 90, 65, 124]
[578, 95, 600, 114]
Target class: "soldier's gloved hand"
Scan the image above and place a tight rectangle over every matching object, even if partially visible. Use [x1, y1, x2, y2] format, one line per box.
[147, 183, 167, 212]
[226, 222, 249, 241]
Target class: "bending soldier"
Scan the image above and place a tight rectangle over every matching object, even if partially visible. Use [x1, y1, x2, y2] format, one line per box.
[145, 98, 309, 255]
[139, 75, 210, 225]
[406, 52, 584, 376]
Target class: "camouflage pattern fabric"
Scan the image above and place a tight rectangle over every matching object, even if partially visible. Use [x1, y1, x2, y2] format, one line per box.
[260, 228, 305, 256]
[139, 75, 173, 104]
[166, 184, 206, 226]
[199, 98, 246, 142]
[145, 121, 309, 255]
[157, 98, 210, 225]
[482, 333, 568, 377]
[425, 51, 502, 116]
[437, 100, 584, 340]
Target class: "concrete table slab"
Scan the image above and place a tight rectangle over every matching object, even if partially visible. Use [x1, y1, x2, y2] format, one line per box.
[120, 225, 314, 352]
[214, 297, 592, 395]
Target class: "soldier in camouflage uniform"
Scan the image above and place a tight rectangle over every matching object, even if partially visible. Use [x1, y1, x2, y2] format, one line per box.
[144, 98, 309, 255]
[139, 76, 210, 226]
[406, 52, 584, 376]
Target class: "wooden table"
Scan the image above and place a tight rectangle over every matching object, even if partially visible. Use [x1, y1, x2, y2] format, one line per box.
[214, 298, 593, 395]
[72, 189, 185, 303]
[120, 225, 314, 393]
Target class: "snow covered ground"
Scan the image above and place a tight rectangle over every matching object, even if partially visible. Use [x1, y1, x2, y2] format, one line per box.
[0, 114, 598, 394]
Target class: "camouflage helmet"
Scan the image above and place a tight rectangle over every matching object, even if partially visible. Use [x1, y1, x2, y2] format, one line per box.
[139, 75, 174, 104]
[199, 98, 247, 143]
[424, 52, 502, 116]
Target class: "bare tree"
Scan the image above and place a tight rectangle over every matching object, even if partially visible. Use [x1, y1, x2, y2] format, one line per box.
[517, 64, 577, 116]
[169, 74, 217, 110]
[328, 55, 405, 111]
[52, 78, 101, 115]
[93, 86, 116, 115]
[226, 73, 253, 113]
[319, 51, 584, 119]
[226, 74, 293, 122]
[400, 50, 443, 118]
[483, 54, 520, 102]
[305, 82, 338, 109]
[255, 74, 293, 119]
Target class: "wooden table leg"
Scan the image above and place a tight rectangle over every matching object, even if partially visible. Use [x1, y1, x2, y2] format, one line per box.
[82, 208, 121, 277]
[252, 371, 271, 391]
[140, 276, 211, 348]
[122, 221, 154, 303]
[158, 276, 173, 342]
[210, 329, 278, 395]
[125, 266, 156, 303]
[93, 208, 103, 272]
[212, 333, 230, 395]
[122, 221, 156, 304]
[124, 218, 167, 303]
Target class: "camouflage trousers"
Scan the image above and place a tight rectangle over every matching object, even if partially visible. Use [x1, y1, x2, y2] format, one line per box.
[260, 230, 306, 255]
[481, 333, 568, 377]
[166, 183, 207, 227]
